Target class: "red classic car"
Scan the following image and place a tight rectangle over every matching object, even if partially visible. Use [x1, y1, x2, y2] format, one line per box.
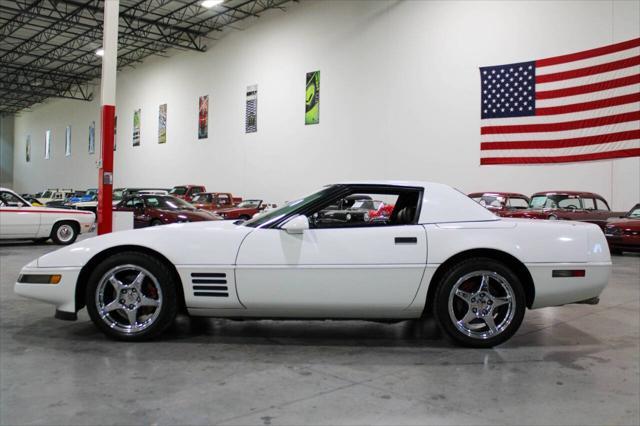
[169, 185, 206, 202]
[214, 199, 271, 220]
[468, 192, 530, 216]
[114, 194, 221, 228]
[500, 191, 626, 229]
[604, 203, 640, 254]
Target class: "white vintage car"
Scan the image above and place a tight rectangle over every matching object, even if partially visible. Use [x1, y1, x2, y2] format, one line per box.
[1, 187, 95, 245]
[14, 181, 611, 347]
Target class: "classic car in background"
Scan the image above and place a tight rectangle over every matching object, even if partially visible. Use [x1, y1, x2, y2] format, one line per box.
[38, 188, 74, 205]
[113, 194, 221, 228]
[500, 191, 626, 229]
[1, 187, 95, 245]
[67, 188, 98, 204]
[15, 181, 610, 348]
[214, 199, 272, 220]
[20, 195, 44, 206]
[604, 203, 640, 254]
[191, 192, 241, 211]
[318, 198, 392, 224]
[169, 185, 207, 202]
[468, 192, 530, 216]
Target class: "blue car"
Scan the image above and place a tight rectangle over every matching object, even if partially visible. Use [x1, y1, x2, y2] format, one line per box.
[67, 188, 98, 204]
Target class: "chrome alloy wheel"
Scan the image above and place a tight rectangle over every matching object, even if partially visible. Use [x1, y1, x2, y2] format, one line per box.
[56, 224, 75, 243]
[95, 264, 163, 334]
[447, 270, 516, 340]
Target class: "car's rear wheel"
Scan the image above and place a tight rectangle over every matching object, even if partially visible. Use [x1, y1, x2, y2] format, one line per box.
[150, 219, 163, 226]
[50, 221, 78, 245]
[433, 258, 525, 348]
[86, 252, 177, 341]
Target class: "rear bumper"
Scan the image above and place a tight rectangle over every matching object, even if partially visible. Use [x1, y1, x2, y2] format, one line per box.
[14, 265, 80, 313]
[528, 262, 611, 309]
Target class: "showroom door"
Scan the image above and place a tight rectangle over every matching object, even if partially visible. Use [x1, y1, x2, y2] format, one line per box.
[235, 225, 427, 317]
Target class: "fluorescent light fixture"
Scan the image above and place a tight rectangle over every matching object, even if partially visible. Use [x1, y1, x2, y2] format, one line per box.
[95, 48, 104, 56]
[201, 0, 224, 8]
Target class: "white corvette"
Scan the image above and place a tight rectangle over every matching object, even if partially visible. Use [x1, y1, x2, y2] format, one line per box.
[14, 181, 610, 347]
[1, 187, 95, 245]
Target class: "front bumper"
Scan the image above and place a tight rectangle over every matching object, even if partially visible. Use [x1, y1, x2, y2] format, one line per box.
[14, 265, 81, 314]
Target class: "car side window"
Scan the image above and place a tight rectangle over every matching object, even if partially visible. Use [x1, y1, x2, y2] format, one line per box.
[582, 198, 596, 210]
[595, 199, 609, 211]
[558, 197, 580, 209]
[0, 191, 26, 207]
[305, 189, 421, 229]
[507, 198, 529, 209]
[218, 195, 230, 205]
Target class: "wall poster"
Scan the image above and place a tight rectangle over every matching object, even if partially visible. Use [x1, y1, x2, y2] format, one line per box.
[65, 126, 71, 157]
[25, 135, 31, 163]
[245, 85, 258, 133]
[44, 130, 51, 160]
[114, 116, 117, 151]
[88, 121, 95, 154]
[198, 96, 208, 139]
[305, 70, 320, 125]
[158, 104, 167, 144]
[133, 109, 141, 146]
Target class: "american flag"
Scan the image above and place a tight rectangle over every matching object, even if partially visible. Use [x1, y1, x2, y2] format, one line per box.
[480, 38, 640, 165]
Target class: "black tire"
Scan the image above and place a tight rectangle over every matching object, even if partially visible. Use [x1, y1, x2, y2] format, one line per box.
[433, 257, 526, 348]
[50, 221, 78, 245]
[85, 251, 178, 341]
[150, 219, 163, 226]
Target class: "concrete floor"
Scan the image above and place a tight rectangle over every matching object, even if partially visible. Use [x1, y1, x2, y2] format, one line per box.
[0, 235, 638, 426]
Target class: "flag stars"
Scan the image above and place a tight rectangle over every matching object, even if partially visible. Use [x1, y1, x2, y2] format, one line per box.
[481, 61, 535, 118]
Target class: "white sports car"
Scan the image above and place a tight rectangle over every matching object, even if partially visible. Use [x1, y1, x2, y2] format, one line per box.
[1, 187, 95, 245]
[14, 181, 611, 347]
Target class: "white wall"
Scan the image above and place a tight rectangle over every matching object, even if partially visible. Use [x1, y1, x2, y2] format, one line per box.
[12, 0, 640, 210]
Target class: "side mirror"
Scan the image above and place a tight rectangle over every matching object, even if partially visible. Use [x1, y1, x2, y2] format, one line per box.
[281, 215, 309, 234]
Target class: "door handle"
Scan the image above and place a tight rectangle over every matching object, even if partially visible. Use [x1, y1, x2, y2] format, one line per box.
[395, 237, 417, 244]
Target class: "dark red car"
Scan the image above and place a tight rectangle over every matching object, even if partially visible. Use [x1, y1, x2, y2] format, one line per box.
[500, 191, 626, 229]
[468, 192, 530, 216]
[214, 199, 271, 220]
[114, 194, 221, 228]
[604, 204, 640, 254]
[169, 185, 206, 202]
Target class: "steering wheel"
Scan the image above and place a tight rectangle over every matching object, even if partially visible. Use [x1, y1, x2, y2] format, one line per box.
[565, 204, 578, 209]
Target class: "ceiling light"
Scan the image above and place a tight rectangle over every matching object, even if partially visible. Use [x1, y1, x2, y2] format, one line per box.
[201, 0, 224, 8]
[95, 48, 104, 56]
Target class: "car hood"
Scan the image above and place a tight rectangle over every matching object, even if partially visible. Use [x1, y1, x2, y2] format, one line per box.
[36, 220, 252, 268]
[606, 218, 640, 229]
[156, 209, 216, 219]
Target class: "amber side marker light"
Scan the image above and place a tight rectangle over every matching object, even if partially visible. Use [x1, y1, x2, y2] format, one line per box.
[18, 274, 62, 284]
[552, 270, 586, 278]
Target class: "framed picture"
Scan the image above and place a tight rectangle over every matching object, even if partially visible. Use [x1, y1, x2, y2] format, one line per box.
[114, 115, 117, 151]
[198, 95, 208, 139]
[88, 121, 95, 154]
[246, 85, 257, 133]
[158, 104, 167, 144]
[25, 135, 31, 163]
[65, 126, 71, 157]
[133, 109, 141, 146]
[305, 70, 320, 125]
[44, 130, 51, 159]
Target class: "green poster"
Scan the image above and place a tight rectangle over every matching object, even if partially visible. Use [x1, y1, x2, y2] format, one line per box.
[305, 71, 320, 125]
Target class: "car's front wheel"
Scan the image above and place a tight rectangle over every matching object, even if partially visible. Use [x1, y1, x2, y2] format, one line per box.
[433, 258, 525, 348]
[86, 252, 178, 341]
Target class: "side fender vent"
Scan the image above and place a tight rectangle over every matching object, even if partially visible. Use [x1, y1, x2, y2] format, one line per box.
[190, 272, 228, 297]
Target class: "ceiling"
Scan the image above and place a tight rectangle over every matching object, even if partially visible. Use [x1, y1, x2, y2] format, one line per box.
[0, 0, 292, 115]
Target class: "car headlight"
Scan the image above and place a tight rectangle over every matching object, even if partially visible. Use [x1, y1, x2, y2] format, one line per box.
[605, 226, 622, 236]
[346, 213, 352, 221]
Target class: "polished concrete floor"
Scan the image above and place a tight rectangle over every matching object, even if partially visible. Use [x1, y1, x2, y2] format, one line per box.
[1, 235, 638, 426]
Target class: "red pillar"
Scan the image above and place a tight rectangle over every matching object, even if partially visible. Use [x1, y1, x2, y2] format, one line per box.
[97, 0, 119, 235]
[97, 105, 115, 234]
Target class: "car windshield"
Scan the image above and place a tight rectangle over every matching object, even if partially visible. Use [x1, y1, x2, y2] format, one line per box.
[627, 206, 640, 218]
[530, 195, 581, 209]
[112, 190, 124, 201]
[243, 186, 338, 228]
[41, 191, 52, 198]
[237, 200, 261, 208]
[350, 200, 378, 210]
[169, 186, 187, 195]
[145, 196, 194, 210]
[192, 194, 211, 203]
